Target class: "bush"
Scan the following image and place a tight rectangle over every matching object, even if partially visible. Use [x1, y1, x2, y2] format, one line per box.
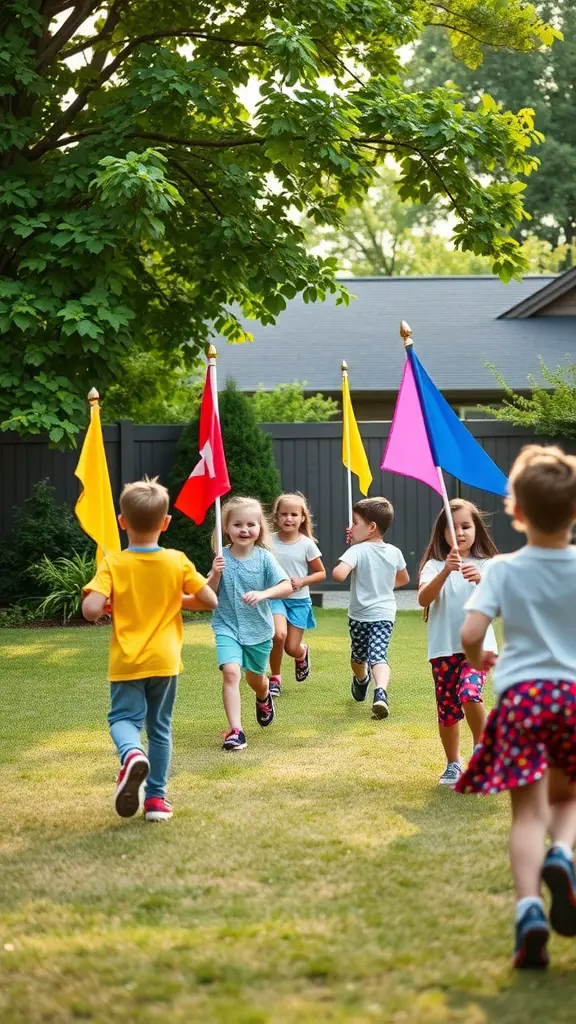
[252, 381, 338, 423]
[29, 552, 97, 624]
[167, 379, 281, 573]
[0, 480, 94, 602]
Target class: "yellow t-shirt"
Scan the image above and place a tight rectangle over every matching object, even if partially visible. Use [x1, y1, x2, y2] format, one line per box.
[85, 548, 207, 682]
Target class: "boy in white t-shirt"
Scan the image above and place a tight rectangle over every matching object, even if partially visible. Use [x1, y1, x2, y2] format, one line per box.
[333, 498, 409, 720]
[457, 445, 576, 971]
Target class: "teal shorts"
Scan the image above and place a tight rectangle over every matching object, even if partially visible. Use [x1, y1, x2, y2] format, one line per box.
[215, 635, 272, 675]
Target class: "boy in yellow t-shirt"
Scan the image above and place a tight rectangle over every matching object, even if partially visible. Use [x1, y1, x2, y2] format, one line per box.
[83, 477, 216, 823]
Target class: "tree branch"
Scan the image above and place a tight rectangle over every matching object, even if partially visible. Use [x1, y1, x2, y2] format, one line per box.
[36, 0, 102, 69]
[62, 26, 264, 60]
[170, 158, 223, 216]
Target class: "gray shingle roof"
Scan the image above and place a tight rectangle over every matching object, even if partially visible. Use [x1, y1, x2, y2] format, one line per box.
[214, 275, 575, 393]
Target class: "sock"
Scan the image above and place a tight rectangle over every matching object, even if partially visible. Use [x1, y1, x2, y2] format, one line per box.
[550, 841, 573, 860]
[270, 674, 281, 683]
[297, 644, 308, 662]
[516, 896, 544, 922]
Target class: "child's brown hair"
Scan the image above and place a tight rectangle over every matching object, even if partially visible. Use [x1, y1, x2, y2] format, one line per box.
[419, 498, 498, 570]
[353, 497, 394, 537]
[272, 492, 316, 540]
[507, 444, 576, 533]
[216, 496, 272, 552]
[120, 476, 169, 532]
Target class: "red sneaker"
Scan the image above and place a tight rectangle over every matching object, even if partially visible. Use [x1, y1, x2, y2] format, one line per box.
[144, 797, 173, 822]
[114, 750, 150, 818]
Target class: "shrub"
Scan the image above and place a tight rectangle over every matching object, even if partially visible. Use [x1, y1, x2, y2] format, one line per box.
[0, 480, 94, 602]
[29, 552, 97, 624]
[252, 381, 338, 423]
[167, 379, 281, 572]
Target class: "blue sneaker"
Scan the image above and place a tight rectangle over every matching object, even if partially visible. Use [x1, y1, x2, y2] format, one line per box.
[372, 687, 390, 720]
[542, 847, 576, 936]
[351, 672, 370, 702]
[514, 904, 549, 970]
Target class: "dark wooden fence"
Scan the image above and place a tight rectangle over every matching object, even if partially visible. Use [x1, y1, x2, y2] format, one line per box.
[1, 421, 569, 588]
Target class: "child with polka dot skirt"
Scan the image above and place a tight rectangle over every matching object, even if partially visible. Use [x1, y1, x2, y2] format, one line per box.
[418, 499, 498, 787]
[457, 445, 576, 970]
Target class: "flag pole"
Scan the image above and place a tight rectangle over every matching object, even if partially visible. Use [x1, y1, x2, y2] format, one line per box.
[207, 344, 223, 557]
[399, 322, 458, 550]
[341, 360, 353, 529]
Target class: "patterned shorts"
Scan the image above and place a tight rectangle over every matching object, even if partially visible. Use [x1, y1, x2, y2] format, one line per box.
[348, 619, 394, 667]
[431, 654, 486, 728]
[456, 679, 576, 796]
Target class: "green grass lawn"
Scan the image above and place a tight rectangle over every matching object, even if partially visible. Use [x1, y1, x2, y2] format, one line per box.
[2, 610, 576, 1023]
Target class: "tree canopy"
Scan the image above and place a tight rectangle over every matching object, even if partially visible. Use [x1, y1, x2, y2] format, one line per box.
[405, 2, 576, 255]
[1, 0, 561, 442]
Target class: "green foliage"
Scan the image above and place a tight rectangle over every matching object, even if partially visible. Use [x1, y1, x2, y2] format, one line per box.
[0, 603, 37, 628]
[29, 552, 97, 623]
[0, 480, 93, 602]
[405, 4, 576, 256]
[0, 1, 562, 442]
[101, 351, 202, 425]
[252, 382, 338, 423]
[168, 380, 281, 572]
[488, 358, 576, 438]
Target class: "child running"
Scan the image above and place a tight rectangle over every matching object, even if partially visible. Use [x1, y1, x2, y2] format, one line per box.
[418, 499, 498, 787]
[207, 496, 293, 751]
[268, 492, 326, 696]
[82, 477, 217, 822]
[333, 497, 409, 719]
[457, 445, 576, 970]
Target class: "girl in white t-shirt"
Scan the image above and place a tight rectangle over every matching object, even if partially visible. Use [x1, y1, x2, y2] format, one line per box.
[418, 498, 498, 787]
[269, 493, 326, 695]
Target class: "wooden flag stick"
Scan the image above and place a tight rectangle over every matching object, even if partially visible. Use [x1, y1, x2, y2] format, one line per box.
[399, 322, 458, 550]
[341, 360, 353, 530]
[206, 343, 223, 557]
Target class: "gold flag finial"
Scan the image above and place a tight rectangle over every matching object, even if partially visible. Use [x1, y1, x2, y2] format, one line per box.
[87, 387, 100, 406]
[207, 344, 218, 359]
[400, 321, 413, 348]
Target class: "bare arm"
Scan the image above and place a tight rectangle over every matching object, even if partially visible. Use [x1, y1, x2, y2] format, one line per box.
[82, 591, 108, 622]
[395, 568, 410, 589]
[461, 610, 493, 670]
[182, 584, 218, 611]
[290, 556, 326, 592]
[418, 549, 462, 608]
[332, 560, 352, 583]
[242, 578, 292, 606]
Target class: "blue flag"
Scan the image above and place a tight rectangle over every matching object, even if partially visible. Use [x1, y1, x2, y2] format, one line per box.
[408, 348, 508, 496]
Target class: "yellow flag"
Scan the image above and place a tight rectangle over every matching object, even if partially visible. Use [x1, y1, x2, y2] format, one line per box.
[342, 373, 372, 496]
[75, 396, 121, 564]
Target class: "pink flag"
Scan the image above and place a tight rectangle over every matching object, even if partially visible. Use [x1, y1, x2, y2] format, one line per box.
[381, 357, 441, 494]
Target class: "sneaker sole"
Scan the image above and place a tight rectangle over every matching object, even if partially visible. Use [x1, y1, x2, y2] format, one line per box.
[145, 811, 173, 822]
[542, 862, 576, 936]
[372, 701, 389, 720]
[438, 776, 461, 787]
[222, 743, 247, 752]
[514, 925, 549, 969]
[115, 758, 150, 818]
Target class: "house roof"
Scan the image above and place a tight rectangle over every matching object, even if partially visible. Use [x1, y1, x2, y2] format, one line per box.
[214, 274, 575, 394]
[500, 266, 576, 319]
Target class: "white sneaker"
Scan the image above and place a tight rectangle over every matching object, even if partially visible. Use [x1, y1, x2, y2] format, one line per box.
[438, 762, 462, 787]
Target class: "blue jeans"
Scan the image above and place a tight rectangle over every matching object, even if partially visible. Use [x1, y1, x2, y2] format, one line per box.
[108, 676, 178, 799]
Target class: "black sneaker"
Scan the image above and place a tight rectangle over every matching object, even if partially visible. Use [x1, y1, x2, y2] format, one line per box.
[295, 644, 310, 682]
[372, 687, 390, 719]
[351, 673, 370, 702]
[269, 676, 282, 697]
[255, 690, 275, 727]
[514, 904, 549, 969]
[542, 847, 576, 936]
[222, 729, 247, 752]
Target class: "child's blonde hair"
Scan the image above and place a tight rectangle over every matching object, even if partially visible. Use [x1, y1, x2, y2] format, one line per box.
[215, 496, 272, 551]
[120, 476, 169, 532]
[272, 491, 316, 539]
[507, 444, 576, 533]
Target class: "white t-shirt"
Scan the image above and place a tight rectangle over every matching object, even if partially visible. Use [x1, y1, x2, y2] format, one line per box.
[465, 545, 576, 696]
[338, 541, 406, 623]
[271, 534, 322, 601]
[419, 558, 498, 661]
